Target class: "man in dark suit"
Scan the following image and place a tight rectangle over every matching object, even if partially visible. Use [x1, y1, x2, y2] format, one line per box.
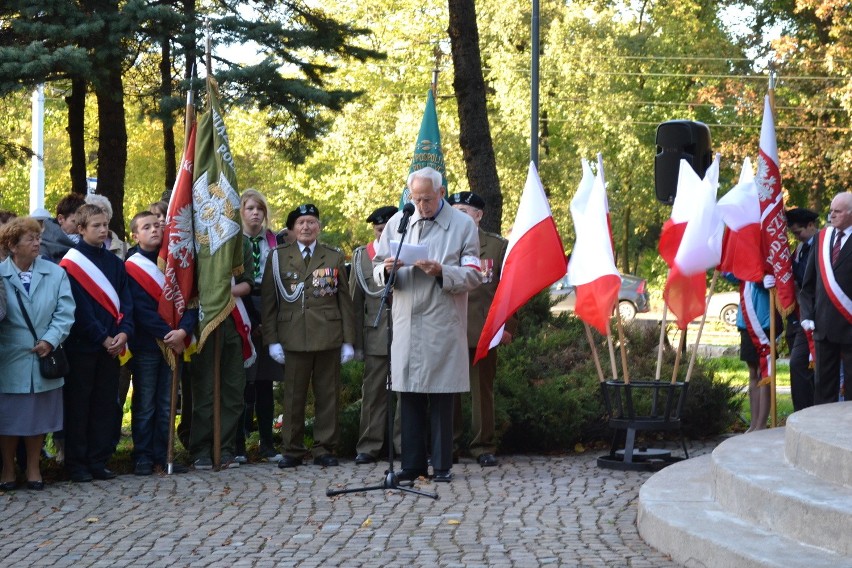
[350, 205, 398, 465]
[261, 204, 356, 468]
[785, 207, 819, 410]
[800, 193, 852, 404]
[448, 191, 517, 468]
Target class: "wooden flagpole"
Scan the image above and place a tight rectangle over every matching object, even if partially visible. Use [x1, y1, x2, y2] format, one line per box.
[655, 302, 669, 382]
[767, 70, 778, 428]
[596, 153, 629, 383]
[584, 323, 606, 383]
[685, 270, 719, 383]
[605, 321, 621, 382]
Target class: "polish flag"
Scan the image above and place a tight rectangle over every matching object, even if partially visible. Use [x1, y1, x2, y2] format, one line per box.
[566, 159, 620, 334]
[474, 162, 566, 363]
[756, 94, 796, 314]
[717, 158, 764, 282]
[663, 158, 720, 329]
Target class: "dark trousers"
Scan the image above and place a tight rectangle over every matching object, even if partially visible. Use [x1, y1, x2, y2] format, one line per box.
[454, 348, 497, 458]
[64, 349, 120, 474]
[188, 318, 246, 460]
[789, 324, 815, 411]
[814, 339, 852, 404]
[177, 360, 192, 449]
[400, 392, 454, 472]
[282, 349, 340, 458]
[130, 351, 172, 466]
[357, 354, 391, 458]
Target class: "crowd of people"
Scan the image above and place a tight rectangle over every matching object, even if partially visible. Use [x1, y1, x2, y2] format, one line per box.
[0, 166, 517, 488]
[5, 168, 845, 490]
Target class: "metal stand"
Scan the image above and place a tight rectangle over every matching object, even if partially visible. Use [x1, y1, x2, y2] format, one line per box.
[327, 214, 438, 499]
[597, 380, 689, 472]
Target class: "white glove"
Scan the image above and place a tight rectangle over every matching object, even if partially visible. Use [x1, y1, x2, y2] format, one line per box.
[762, 274, 776, 288]
[268, 343, 285, 365]
[801, 319, 815, 332]
[341, 343, 354, 364]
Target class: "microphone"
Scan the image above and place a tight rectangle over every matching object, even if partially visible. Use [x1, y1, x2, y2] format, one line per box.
[397, 203, 415, 233]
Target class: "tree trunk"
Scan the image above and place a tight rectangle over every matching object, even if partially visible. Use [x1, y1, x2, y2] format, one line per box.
[447, 0, 502, 234]
[66, 78, 88, 195]
[161, 37, 177, 198]
[95, 67, 128, 239]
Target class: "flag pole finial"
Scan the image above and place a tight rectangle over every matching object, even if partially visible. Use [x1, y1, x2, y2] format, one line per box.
[431, 44, 442, 97]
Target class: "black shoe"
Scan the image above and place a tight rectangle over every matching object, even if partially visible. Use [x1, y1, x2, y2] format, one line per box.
[397, 469, 428, 481]
[69, 470, 93, 483]
[433, 469, 453, 482]
[477, 453, 499, 467]
[277, 455, 301, 469]
[313, 454, 339, 467]
[26, 480, 45, 491]
[355, 453, 376, 465]
[90, 468, 116, 480]
[0, 481, 17, 491]
[134, 462, 154, 476]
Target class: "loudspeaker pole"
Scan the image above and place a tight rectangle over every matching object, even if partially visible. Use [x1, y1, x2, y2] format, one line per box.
[530, 0, 540, 167]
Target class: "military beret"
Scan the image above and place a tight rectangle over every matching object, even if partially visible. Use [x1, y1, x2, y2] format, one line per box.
[785, 207, 819, 226]
[447, 191, 485, 210]
[366, 205, 398, 225]
[286, 203, 320, 230]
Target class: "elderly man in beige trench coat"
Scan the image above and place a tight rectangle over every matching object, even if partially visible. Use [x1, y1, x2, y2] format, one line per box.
[373, 167, 481, 482]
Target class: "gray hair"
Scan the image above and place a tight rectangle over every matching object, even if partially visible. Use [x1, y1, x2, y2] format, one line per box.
[407, 167, 443, 193]
[85, 193, 113, 220]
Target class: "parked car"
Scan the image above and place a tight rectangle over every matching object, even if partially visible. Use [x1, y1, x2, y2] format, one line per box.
[550, 274, 651, 321]
[706, 291, 739, 326]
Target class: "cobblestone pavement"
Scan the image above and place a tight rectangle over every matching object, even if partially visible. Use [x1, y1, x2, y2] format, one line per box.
[0, 439, 721, 567]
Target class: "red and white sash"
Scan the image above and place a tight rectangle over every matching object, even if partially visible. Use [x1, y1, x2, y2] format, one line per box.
[230, 277, 257, 368]
[817, 228, 852, 325]
[741, 281, 773, 381]
[126, 252, 165, 301]
[60, 248, 123, 323]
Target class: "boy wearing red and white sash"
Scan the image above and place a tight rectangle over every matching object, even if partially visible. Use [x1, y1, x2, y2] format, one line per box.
[801, 192, 852, 404]
[126, 212, 197, 476]
[60, 203, 134, 483]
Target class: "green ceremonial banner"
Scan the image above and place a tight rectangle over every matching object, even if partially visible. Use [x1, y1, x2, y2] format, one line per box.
[400, 89, 447, 207]
[192, 76, 244, 351]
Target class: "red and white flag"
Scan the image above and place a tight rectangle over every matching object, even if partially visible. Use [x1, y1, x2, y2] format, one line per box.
[474, 162, 565, 363]
[717, 158, 764, 282]
[567, 159, 620, 334]
[663, 158, 720, 329]
[158, 123, 198, 360]
[756, 94, 796, 314]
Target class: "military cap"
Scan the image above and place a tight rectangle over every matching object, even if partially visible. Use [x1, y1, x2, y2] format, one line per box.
[785, 207, 819, 226]
[365, 205, 398, 225]
[447, 191, 485, 210]
[286, 203, 320, 230]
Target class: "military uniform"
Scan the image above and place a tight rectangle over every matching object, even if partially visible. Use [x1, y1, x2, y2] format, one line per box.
[455, 227, 517, 460]
[261, 240, 355, 460]
[350, 242, 391, 460]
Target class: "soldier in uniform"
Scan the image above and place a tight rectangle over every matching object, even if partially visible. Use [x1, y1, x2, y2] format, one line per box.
[448, 191, 516, 467]
[350, 205, 398, 465]
[261, 204, 355, 468]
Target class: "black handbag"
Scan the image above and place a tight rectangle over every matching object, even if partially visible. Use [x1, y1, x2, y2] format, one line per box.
[15, 287, 70, 379]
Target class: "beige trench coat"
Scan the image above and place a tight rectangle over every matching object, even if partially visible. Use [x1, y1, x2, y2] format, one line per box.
[373, 203, 481, 393]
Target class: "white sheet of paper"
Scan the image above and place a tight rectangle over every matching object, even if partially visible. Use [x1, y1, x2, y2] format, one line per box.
[389, 240, 429, 265]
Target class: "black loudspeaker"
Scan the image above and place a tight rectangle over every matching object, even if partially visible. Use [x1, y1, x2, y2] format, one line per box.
[654, 120, 712, 205]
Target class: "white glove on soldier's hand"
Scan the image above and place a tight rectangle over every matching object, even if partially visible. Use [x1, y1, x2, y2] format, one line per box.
[269, 343, 285, 365]
[341, 343, 354, 364]
[763, 274, 776, 288]
[800, 320, 815, 332]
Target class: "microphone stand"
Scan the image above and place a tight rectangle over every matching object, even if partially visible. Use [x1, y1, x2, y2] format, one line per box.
[327, 212, 438, 499]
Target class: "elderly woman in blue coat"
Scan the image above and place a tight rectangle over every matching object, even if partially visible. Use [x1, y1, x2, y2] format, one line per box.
[0, 217, 75, 490]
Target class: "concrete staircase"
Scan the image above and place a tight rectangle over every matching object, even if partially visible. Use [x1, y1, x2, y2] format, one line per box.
[637, 403, 852, 567]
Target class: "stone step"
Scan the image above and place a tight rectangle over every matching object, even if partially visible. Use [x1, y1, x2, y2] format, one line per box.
[785, 403, 852, 488]
[638, 454, 844, 568]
